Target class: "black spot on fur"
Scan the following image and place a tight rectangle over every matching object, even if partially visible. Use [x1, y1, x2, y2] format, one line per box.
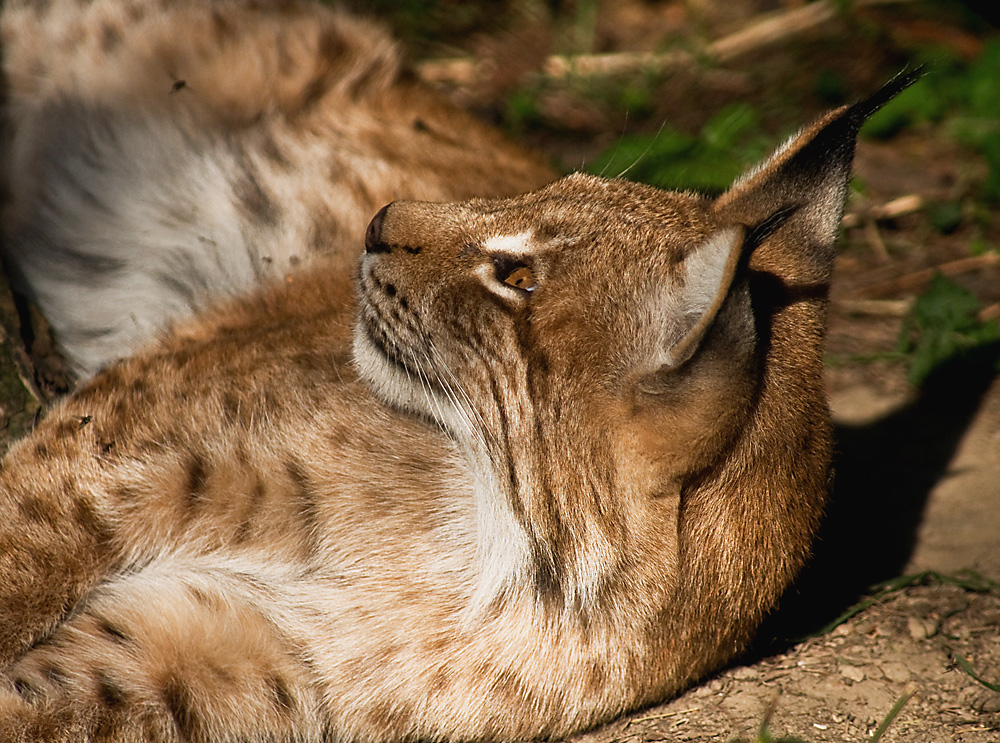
[185, 452, 209, 508]
[291, 350, 332, 377]
[99, 23, 122, 52]
[46, 238, 126, 277]
[530, 543, 565, 608]
[233, 163, 279, 227]
[235, 479, 266, 544]
[124, 4, 147, 23]
[16, 494, 50, 524]
[299, 29, 345, 108]
[52, 418, 82, 439]
[163, 677, 199, 737]
[234, 442, 251, 469]
[98, 674, 127, 708]
[185, 583, 213, 608]
[285, 458, 321, 556]
[366, 700, 415, 735]
[42, 664, 69, 687]
[268, 674, 295, 715]
[112, 484, 139, 502]
[222, 392, 247, 429]
[259, 134, 290, 169]
[12, 677, 38, 701]
[211, 10, 233, 41]
[98, 618, 132, 645]
[73, 498, 112, 548]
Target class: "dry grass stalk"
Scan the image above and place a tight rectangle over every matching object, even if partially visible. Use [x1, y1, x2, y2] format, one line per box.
[419, 0, 917, 86]
[851, 253, 1000, 298]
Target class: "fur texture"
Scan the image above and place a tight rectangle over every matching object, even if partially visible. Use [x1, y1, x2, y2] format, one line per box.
[0, 0, 552, 376]
[0, 1, 920, 741]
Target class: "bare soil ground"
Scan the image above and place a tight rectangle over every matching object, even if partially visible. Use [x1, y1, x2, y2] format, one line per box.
[1, 0, 998, 740]
[582, 581, 1000, 741]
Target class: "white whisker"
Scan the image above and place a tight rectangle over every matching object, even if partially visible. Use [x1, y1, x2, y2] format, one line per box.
[596, 110, 630, 178]
[616, 119, 668, 180]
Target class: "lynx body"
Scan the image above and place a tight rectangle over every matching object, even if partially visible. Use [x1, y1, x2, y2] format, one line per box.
[0, 1, 916, 741]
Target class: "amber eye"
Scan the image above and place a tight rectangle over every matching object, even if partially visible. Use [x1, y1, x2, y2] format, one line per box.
[491, 254, 536, 292]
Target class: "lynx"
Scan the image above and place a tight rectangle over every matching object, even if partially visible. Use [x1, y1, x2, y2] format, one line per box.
[0, 1, 918, 741]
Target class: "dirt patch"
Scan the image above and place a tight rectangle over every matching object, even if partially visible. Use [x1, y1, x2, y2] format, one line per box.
[582, 582, 1000, 742]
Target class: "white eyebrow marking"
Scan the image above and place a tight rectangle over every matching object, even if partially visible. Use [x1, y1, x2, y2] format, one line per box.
[483, 232, 534, 256]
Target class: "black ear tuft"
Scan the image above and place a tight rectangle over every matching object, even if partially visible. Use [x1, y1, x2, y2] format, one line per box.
[715, 69, 927, 284]
[798, 66, 926, 187]
[850, 66, 926, 126]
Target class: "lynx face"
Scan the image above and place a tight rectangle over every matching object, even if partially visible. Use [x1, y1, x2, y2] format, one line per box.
[356, 174, 758, 483]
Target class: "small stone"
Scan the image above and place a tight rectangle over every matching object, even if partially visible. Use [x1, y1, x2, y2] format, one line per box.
[978, 695, 1000, 714]
[907, 616, 939, 640]
[731, 666, 757, 681]
[972, 692, 1000, 714]
[840, 664, 866, 683]
[880, 661, 911, 683]
[855, 620, 876, 636]
[871, 623, 892, 637]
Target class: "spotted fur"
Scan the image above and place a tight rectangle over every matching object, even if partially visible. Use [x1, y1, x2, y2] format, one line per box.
[0, 0, 552, 377]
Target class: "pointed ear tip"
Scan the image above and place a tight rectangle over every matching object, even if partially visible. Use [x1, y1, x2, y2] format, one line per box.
[852, 66, 928, 124]
[718, 67, 926, 216]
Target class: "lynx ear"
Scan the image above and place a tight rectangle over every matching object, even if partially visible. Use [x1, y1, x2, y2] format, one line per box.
[715, 69, 923, 283]
[650, 71, 924, 375]
[654, 225, 745, 372]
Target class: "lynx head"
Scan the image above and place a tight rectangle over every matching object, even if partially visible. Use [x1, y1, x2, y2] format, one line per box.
[356, 174, 754, 465]
[353, 73, 919, 606]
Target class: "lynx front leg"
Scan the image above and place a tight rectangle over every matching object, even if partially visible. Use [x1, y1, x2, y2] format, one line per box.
[0, 420, 116, 668]
[0, 558, 324, 743]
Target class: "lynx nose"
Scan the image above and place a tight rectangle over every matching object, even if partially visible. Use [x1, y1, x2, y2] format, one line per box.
[365, 204, 392, 254]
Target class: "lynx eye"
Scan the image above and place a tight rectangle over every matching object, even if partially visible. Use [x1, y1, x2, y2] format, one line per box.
[491, 254, 536, 293]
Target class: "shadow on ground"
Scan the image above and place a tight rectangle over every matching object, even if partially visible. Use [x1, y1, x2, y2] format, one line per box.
[756, 342, 1000, 650]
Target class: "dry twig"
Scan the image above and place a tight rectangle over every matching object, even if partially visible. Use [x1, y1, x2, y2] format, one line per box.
[843, 194, 925, 228]
[849, 254, 1000, 298]
[419, 0, 917, 86]
[834, 298, 914, 317]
